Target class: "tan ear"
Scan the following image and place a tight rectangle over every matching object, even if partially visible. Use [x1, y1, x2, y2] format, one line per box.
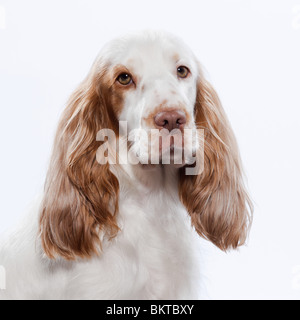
[39, 69, 120, 260]
[179, 77, 253, 251]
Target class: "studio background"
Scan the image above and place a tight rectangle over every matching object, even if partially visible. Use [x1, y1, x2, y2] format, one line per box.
[0, 0, 300, 300]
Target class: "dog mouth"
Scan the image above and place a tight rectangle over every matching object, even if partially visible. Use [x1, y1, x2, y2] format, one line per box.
[133, 138, 189, 168]
[158, 134, 184, 152]
[124, 126, 199, 168]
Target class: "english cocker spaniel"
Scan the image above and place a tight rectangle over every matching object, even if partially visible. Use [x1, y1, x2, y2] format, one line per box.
[0, 31, 252, 300]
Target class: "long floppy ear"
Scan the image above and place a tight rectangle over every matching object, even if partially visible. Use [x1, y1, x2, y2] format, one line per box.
[39, 65, 120, 260]
[179, 75, 253, 251]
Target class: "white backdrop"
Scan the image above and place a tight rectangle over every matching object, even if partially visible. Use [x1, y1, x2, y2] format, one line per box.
[0, 0, 300, 300]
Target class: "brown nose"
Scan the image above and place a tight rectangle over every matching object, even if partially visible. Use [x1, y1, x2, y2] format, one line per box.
[154, 110, 187, 131]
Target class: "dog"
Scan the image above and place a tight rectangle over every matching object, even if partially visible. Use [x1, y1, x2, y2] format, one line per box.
[0, 31, 252, 300]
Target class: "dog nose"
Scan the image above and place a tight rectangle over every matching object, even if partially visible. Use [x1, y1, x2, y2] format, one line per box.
[154, 110, 187, 131]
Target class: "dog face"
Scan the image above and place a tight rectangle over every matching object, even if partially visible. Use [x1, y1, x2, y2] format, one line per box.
[99, 31, 200, 166]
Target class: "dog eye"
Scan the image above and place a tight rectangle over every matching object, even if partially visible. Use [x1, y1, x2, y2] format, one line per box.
[177, 66, 190, 79]
[117, 73, 132, 85]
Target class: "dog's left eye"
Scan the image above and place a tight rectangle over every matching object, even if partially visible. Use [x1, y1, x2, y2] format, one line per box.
[177, 66, 190, 79]
[117, 73, 133, 86]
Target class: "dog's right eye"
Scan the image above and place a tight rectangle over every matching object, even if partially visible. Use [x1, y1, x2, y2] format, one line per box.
[117, 73, 132, 86]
